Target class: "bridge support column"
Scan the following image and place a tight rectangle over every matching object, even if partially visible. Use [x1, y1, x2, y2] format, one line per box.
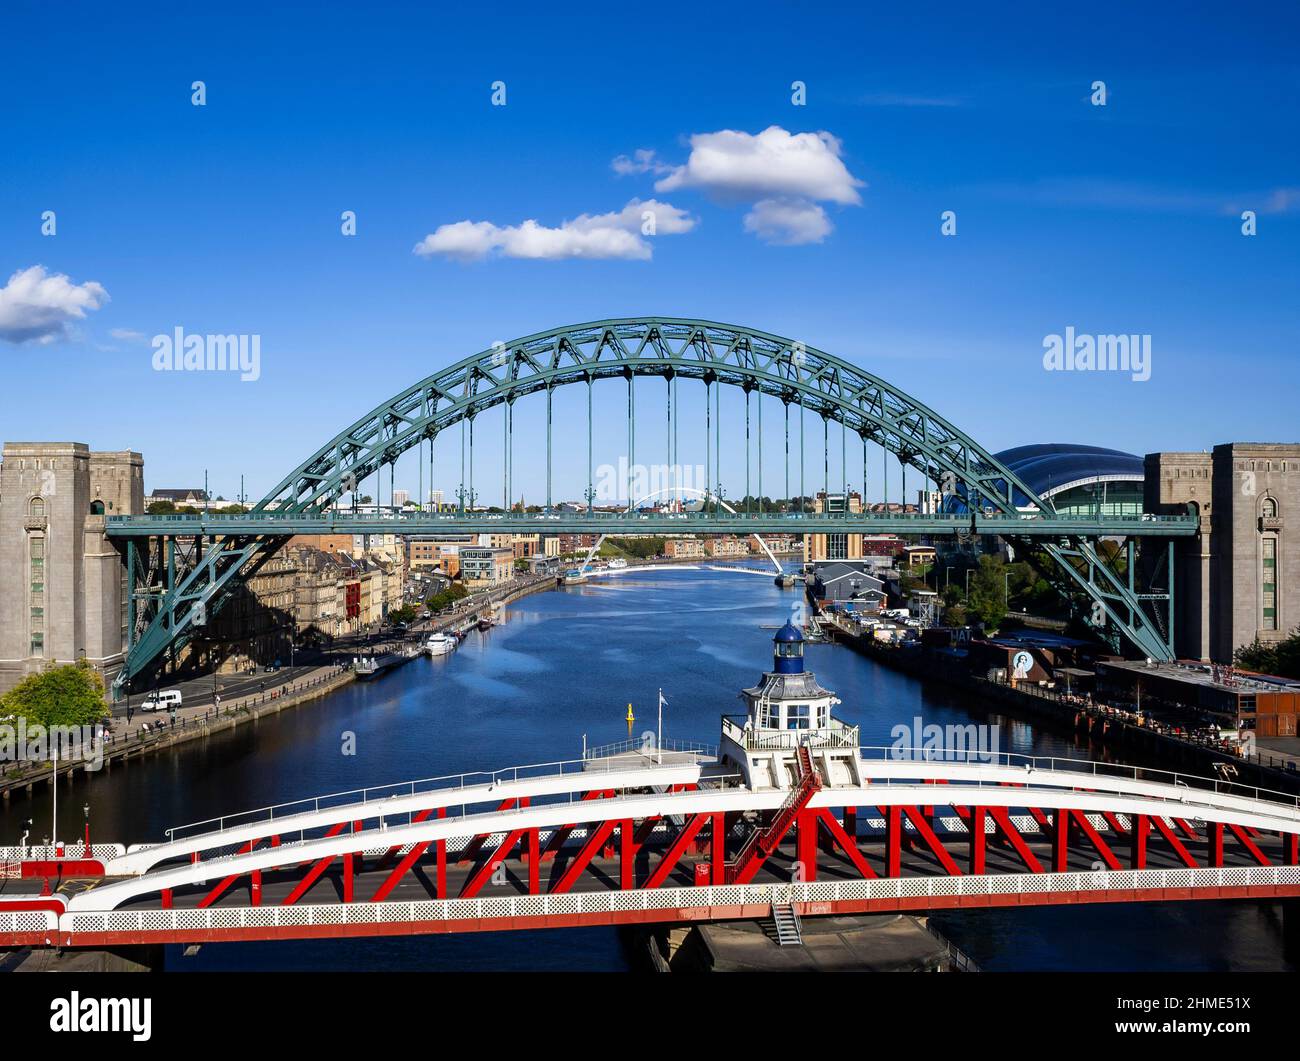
[436, 807, 447, 899]
[621, 820, 635, 891]
[710, 813, 726, 884]
[796, 810, 817, 882]
[1130, 815, 1149, 869]
[1282, 831, 1299, 866]
[968, 807, 986, 874]
[1052, 810, 1070, 872]
[1209, 823, 1225, 868]
[883, 805, 901, 877]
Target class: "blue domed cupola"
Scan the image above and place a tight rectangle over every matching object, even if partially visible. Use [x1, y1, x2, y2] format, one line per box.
[772, 620, 805, 674]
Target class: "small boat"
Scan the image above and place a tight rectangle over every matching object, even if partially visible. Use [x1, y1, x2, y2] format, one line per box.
[607, 558, 628, 570]
[476, 617, 494, 632]
[563, 569, 588, 584]
[424, 633, 457, 657]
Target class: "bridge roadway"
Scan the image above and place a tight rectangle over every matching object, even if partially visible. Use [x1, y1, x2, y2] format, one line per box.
[106, 510, 1199, 539]
[4, 751, 1299, 948]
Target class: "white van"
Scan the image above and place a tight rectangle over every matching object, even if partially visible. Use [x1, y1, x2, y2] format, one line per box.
[141, 690, 183, 712]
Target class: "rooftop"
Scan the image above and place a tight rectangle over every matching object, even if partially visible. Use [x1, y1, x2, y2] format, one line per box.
[1100, 659, 1300, 695]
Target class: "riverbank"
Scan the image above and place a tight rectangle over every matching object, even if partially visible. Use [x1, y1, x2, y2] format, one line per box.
[1, 575, 560, 801]
[822, 614, 1300, 795]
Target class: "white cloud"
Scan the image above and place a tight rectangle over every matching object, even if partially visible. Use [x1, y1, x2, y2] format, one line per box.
[654, 126, 864, 206]
[0, 265, 109, 344]
[743, 199, 832, 245]
[109, 327, 147, 342]
[612, 148, 674, 177]
[413, 199, 695, 261]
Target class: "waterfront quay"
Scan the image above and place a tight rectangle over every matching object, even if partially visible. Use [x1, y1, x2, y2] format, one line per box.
[818, 611, 1300, 795]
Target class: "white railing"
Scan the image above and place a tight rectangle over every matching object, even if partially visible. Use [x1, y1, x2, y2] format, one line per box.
[720, 716, 860, 751]
[0, 844, 124, 862]
[54, 864, 1300, 939]
[165, 754, 707, 842]
[583, 737, 717, 761]
[852, 745, 1300, 811]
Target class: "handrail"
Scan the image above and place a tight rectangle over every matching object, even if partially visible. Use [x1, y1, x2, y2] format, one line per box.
[164, 753, 709, 842]
[851, 745, 1300, 810]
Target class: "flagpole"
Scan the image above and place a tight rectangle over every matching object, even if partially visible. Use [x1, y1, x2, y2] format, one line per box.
[657, 689, 663, 765]
[52, 743, 58, 852]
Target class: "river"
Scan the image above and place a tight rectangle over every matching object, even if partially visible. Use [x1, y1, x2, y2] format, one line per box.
[1, 567, 1290, 971]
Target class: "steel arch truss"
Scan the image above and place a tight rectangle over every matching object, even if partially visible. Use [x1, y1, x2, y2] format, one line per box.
[116, 318, 1177, 690]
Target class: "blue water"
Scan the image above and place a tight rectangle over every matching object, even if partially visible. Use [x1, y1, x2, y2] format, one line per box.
[2, 568, 1291, 970]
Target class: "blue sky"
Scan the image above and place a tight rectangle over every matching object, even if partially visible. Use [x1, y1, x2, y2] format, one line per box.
[1, 1, 1296, 504]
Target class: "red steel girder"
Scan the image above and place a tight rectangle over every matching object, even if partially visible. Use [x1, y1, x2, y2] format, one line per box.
[1069, 810, 1122, 871]
[987, 806, 1045, 873]
[460, 829, 528, 899]
[540, 790, 614, 863]
[281, 822, 351, 906]
[551, 819, 618, 894]
[902, 806, 961, 875]
[645, 814, 710, 889]
[812, 808, 876, 879]
[1151, 815, 1199, 868]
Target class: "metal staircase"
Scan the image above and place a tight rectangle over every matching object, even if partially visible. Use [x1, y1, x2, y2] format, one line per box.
[770, 902, 803, 946]
[726, 744, 822, 884]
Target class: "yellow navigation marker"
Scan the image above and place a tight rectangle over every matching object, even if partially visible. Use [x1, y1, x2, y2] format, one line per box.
[625, 703, 635, 723]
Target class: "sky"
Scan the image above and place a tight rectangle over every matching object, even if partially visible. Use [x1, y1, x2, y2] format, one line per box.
[1, 1, 1297, 505]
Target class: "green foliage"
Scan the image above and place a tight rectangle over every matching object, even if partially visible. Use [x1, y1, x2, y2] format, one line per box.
[599, 537, 664, 560]
[387, 604, 419, 625]
[1235, 628, 1300, 679]
[0, 661, 109, 726]
[966, 554, 1008, 631]
[146, 500, 200, 515]
[424, 582, 470, 612]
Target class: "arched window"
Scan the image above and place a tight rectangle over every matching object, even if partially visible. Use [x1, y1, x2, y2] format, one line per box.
[89, 500, 105, 515]
[1262, 497, 1278, 518]
[28, 497, 44, 518]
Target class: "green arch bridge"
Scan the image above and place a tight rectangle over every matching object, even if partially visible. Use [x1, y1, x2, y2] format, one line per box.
[106, 317, 1197, 694]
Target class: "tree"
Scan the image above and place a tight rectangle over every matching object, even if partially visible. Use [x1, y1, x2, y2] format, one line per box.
[387, 604, 419, 625]
[966, 554, 1008, 631]
[1236, 628, 1300, 679]
[1, 661, 109, 727]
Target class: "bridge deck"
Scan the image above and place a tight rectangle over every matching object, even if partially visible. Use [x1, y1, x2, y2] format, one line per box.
[107, 512, 1198, 538]
[107, 822, 1289, 913]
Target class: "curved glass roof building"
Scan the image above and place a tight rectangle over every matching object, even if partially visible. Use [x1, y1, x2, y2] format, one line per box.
[947, 443, 1146, 517]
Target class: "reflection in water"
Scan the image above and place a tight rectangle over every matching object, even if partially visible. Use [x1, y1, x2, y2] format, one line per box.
[1, 567, 1290, 971]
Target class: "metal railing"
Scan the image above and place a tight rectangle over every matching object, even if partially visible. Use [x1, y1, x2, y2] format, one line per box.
[850, 745, 1300, 812]
[52, 864, 1300, 940]
[720, 716, 860, 751]
[583, 737, 717, 761]
[164, 752, 711, 843]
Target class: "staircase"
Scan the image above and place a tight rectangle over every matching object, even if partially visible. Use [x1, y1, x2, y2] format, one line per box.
[725, 745, 822, 884]
[769, 902, 803, 946]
